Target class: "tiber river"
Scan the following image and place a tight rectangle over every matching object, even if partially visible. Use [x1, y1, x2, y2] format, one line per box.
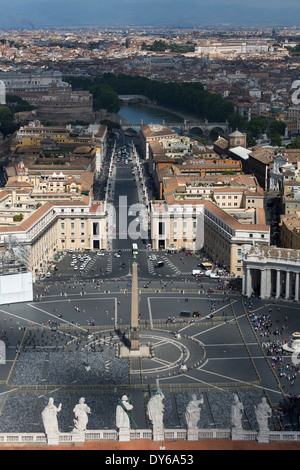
[118, 102, 216, 141]
[118, 103, 185, 126]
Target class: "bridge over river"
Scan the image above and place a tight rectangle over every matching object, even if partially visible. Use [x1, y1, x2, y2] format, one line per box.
[118, 117, 229, 137]
[118, 95, 229, 137]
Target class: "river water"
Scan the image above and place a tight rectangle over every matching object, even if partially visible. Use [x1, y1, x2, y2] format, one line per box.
[118, 103, 212, 140]
[118, 103, 184, 127]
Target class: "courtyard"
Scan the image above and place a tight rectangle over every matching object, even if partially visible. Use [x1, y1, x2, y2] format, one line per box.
[0, 274, 299, 438]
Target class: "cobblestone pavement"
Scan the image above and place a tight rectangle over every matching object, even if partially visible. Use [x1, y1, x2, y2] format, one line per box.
[0, 278, 300, 439]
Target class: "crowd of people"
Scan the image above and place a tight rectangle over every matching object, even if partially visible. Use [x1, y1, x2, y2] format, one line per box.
[244, 299, 300, 390]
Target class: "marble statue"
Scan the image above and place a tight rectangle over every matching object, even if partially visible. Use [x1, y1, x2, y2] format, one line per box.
[116, 395, 133, 431]
[72, 397, 91, 433]
[41, 397, 62, 444]
[231, 394, 244, 430]
[255, 397, 272, 433]
[147, 388, 165, 440]
[185, 394, 203, 432]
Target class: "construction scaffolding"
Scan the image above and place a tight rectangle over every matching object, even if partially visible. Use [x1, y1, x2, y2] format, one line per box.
[0, 236, 30, 276]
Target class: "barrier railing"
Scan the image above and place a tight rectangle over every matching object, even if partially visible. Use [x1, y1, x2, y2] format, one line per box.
[0, 428, 300, 445]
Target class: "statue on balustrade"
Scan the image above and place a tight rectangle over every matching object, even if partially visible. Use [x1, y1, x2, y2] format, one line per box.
[147, 388, 165, 438]
[42, 397, 62, 438]
[231, 394, 244, 430]
[185, 394, 203, 432]
[255, 397, 272, 433]
[72, 397, 91, 433]
[116, 395, 133, 432]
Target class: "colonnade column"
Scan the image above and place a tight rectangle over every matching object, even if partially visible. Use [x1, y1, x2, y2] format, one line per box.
[275, 270, 281, 299]
[295, 272, 299, 302]
[246, 267, 252, 297]
[285, 271, 290, 300]
[265, 269, 272, 298]
[260, 269, 267, 299]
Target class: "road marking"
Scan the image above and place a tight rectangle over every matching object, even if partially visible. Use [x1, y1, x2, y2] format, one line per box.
[147, 297, 153, 328]
[0, 309, 41, 327]
[196, 368, 283, 396]
[26, 304, 88, 333]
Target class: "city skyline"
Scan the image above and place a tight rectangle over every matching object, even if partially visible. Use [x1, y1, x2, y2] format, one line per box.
[0, 0, 300, 29]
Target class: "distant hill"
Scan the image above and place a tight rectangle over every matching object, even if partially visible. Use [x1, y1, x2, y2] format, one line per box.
[0, 1, 300, 29]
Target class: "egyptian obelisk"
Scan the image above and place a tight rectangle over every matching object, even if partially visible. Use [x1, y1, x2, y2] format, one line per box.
[130, 261, 139, 351]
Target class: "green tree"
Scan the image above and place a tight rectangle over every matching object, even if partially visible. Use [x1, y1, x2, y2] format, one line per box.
[288, 136, 300, 148]
[269, 120, 286, 136]
[88, 84, 120, 113]
[270, 133, 283, 146]
[246, 117, 268, 139]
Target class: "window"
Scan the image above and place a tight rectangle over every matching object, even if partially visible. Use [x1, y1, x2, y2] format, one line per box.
[158, 222, 165, 235]
[93, 222, 99, 236]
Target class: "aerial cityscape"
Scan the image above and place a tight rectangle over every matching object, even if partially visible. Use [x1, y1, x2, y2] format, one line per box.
[0, 0, 300, 455]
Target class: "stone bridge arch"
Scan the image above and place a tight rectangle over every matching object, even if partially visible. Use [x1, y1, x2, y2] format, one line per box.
[209, 126, 227, 140]
[189, 126, 204, 137]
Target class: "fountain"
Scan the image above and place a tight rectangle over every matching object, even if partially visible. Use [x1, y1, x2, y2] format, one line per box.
[283, 332, 300, 354]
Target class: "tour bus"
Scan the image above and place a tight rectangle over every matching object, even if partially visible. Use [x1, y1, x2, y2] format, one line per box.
[132, 243, 138, 256]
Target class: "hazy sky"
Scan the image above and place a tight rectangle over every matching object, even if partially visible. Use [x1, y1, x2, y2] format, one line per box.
[2, 0, 300, 6]
[1, 0, 299, 28]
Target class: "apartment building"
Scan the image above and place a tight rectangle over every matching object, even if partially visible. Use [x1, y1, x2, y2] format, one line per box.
[151, 197, 269, 276]
[0, 198, 107, 276]
[285, 106, 300, 137]
[0, 162, 107, 276]
[10, 121, 107, 177]
[12, 122, 101, 150]
[151, 172, 269, 275]
[195, 40, 269, 57]
[0, 70, 65, 94]
[139, 124, 178, 161]
[280, 213, 300, 250]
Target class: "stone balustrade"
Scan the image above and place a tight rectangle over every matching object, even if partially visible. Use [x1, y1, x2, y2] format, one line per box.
[0, 428, 300, 446]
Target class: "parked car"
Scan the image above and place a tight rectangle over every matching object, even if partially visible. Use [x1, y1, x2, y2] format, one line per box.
[180, 311, 191, 317]
[154, 261, 164, 268]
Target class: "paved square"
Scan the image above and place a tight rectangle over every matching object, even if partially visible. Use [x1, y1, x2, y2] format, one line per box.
[0, 276, 299, 434]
